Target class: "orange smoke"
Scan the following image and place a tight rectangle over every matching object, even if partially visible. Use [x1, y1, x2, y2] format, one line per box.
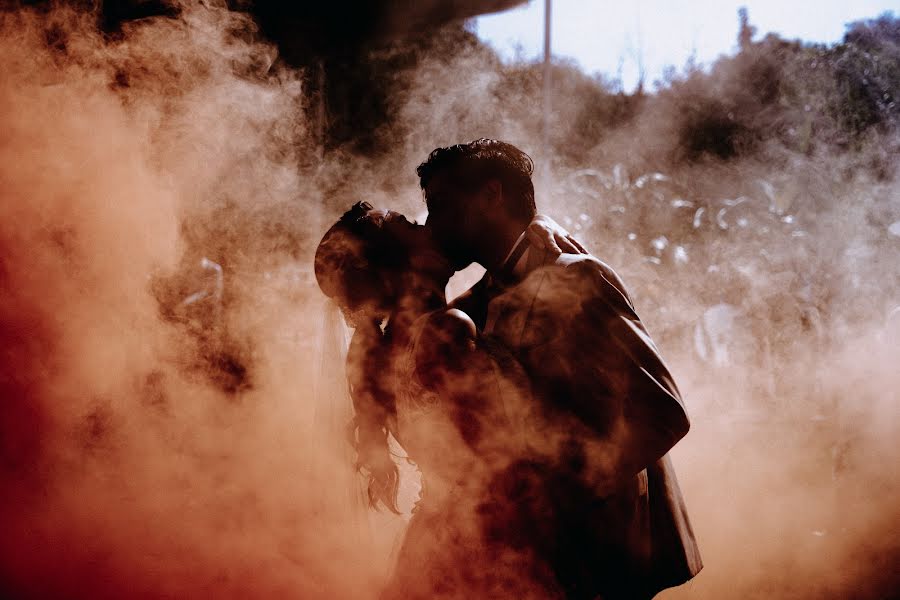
[0, 4, 382, 598]
[0, 2, 898, 599]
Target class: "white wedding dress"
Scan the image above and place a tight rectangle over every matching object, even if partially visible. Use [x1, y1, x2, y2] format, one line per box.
[313, 300, 422, 582]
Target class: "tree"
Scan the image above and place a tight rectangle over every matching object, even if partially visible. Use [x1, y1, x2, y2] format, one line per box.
[738, 7, 756, 51]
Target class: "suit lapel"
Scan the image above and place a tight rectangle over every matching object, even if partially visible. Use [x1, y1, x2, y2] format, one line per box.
[484, 243, 555, 347]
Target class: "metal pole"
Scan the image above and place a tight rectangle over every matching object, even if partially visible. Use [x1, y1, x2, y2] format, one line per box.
[541, 0, 552, 187]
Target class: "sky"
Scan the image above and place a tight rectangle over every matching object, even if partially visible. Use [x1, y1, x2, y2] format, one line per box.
[474, 0, 898, 91]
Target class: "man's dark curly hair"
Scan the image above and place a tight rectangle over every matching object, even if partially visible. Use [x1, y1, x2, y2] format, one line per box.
[416, 138, 536, 222]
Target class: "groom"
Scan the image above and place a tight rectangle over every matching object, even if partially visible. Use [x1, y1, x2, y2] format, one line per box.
[419, 139, 702, 599]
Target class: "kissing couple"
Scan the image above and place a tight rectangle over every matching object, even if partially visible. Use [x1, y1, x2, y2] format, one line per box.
[314, 139, 702, 599]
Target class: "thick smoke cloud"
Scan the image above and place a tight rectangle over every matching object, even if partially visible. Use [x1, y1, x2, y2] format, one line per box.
[0, 1, 898, 598]
[0, 3, 391, 598]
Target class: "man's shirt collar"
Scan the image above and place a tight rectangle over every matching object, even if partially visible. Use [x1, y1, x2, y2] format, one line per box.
[493, 225, 533, 285]
[499, 228, 529, 268]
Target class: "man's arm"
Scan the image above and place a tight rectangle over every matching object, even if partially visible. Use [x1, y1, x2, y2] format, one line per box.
[531, 259, 690, 492]
[410, 308, 529, 454]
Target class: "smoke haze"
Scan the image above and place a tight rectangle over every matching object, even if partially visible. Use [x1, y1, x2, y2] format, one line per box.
[0, 2, 897, 598]
[0, 4, 381, 598]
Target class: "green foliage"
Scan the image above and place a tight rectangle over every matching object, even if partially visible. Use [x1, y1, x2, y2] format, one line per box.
[830, 14, 899, 141]
[363, 10, 898, 180]
[648, 12, 899, 166]
[497, 59, 642, 163]
[470, 11, 900, 171]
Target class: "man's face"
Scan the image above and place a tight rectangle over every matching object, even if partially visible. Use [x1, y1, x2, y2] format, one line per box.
[423, 169, 485, 270]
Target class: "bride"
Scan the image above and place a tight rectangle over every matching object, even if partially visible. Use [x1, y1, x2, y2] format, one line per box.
[314, 202, 582, 598]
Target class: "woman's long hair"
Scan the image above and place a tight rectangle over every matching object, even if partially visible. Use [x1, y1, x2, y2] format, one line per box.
[314, 202, 404, 512]
[345, 317, 400, 513]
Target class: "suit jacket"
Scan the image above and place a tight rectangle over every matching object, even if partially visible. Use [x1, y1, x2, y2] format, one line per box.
[452, 238, 702, 600]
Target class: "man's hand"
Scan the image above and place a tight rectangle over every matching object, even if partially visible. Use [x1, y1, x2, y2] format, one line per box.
[527, 214, 588, 255]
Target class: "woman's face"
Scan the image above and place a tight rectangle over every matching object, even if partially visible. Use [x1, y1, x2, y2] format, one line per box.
[317, 210, 453, 322]
[318, 208, 456, 326]
[380, 211, 454, 285]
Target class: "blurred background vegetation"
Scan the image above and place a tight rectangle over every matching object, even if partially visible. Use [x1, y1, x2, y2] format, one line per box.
[14, 0, 899, 402]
